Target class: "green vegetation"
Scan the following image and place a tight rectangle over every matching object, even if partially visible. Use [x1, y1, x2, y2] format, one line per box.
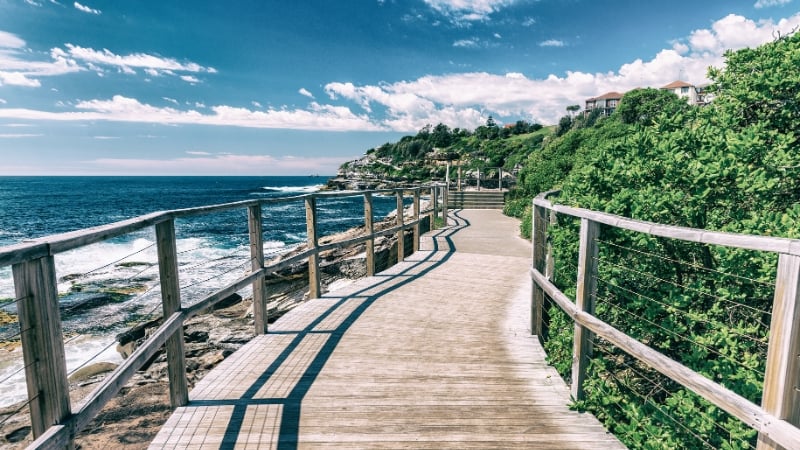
[341, 118, 551, 183]
[506, 32, 800, 448]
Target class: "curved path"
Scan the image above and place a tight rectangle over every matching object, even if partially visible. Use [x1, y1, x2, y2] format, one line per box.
[149, 209, 625, 449]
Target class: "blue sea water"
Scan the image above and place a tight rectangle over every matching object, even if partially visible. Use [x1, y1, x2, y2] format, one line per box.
[0, 176, 402, 406]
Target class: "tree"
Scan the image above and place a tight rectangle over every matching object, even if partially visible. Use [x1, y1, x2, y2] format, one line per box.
[614, 88, 690, 125]
[566, 104, 581, 116]
[431, 123, 453, 147]
[554, 115, 573, 136]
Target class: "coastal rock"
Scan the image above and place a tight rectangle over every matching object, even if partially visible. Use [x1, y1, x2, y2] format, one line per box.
[68, 362, 119, 383]
[4, 426, 29, 443]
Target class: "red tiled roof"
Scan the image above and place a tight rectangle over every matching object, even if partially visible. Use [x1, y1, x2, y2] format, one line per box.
[587, 91, 623, 101]
[661, 80, 693, 89]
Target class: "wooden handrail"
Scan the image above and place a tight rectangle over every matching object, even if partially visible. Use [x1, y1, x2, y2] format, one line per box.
[531, 196, 800, 450]
[533, 197, 800, 256]
[6, 184, 446, 449]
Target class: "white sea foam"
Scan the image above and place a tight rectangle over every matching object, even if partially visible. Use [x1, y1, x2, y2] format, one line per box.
[0, 334, 123, 408]
[251, 184, 323, 195]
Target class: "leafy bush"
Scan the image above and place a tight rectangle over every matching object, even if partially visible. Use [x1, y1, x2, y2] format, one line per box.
[534, 32, 800, 449]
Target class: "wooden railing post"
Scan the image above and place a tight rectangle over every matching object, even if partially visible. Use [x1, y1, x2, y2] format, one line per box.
[431, 186, 438, 231]
[12, 256, 71, 439]
[413, 188, 421, 253]
[364, 192, 375, 276]
[248, 204, 268, 334]
[305, 196, 321, 298]
[499, 168, 503, 191]
[155, 219, 188, 408]
[396, 190, 405, 263]
[758, 254, 800, 450]
[531, 203, 547, 338]
[546, 210, 557, 281]
[442, 187, 449, 227]
[571, 218, 599, 401]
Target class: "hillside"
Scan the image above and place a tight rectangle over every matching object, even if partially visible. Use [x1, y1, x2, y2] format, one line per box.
[504, 32, 800, 449]
[325, 121, 553, 190]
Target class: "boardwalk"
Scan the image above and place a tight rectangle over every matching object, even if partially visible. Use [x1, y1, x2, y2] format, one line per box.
[149, 209, 625, 449]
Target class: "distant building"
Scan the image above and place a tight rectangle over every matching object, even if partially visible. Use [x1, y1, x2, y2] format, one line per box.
[584, 92, 624, 117]
[580, 80, 712, 120]
[660, 80, 706, 105]
[695, 83, 714, 105]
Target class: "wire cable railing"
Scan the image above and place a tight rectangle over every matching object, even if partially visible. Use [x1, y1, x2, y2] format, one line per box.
[0, 185, 444, 448]
[531, 193, 800, 450]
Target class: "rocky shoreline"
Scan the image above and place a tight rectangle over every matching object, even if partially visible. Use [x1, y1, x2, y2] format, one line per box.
[0, 207, 430, 449]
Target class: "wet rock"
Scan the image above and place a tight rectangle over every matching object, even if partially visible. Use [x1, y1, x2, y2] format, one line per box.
[212, 293, 242, 311]
[198, 351, 225, 369]
[5, 426, 30, 443]
[116, 341, 135, 359]
[184, 329, 209, 343]
[68, 362, 118, 383]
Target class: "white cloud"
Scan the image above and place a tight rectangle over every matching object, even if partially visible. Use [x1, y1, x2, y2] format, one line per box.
[251, 101, 263, 108]
[0, 95, 384, 131]
[299, 88, 315, 99]
[493, 33, 502, 39]
[423, 0, 516, 23]
[0, 99, 8, 104]
[186, 151, 211, 155]
[319, 12, 800, 129]
[24, 0, 43, 6]
[0, 133, 43, 138]
[453, 38, 479, 48]
[0, 37, 214, 88]
[754, 0, 792, 8]
[0, 31, 26, 49]
[162, 97, 178, 105]
[73, 2, 100, 14]
[521, 17, 536, 27]
[1, 12, 798, 134]
[539, 39, 565, 47]
[0, 71, 42, 87]
[55, 44, 216, 76]
[93, 135, 118, 139]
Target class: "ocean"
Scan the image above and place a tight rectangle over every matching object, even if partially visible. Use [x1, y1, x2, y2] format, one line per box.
[0, 176, 403, 407]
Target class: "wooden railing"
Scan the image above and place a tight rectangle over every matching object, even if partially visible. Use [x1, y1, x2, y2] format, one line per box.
[452, 166, 506, 191]
[531, 193, 800, 450]
[0, 185, 445, 449]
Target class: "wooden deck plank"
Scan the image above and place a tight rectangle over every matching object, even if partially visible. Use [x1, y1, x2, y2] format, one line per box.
[149, 210, 625, 449]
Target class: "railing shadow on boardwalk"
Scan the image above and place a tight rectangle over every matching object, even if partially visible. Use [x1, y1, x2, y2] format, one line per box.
[189, 214, 470, 449]
[0, 185, 445, 449]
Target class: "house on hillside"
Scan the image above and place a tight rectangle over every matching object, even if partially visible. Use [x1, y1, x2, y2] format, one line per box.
[584, 92, 624, 117]
[660, 80, 706, 105]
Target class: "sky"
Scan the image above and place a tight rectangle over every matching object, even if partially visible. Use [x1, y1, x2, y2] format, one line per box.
[0, 0, 799, 175]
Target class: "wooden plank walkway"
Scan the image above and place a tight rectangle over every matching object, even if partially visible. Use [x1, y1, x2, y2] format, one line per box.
[149, 209, 625, 449]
